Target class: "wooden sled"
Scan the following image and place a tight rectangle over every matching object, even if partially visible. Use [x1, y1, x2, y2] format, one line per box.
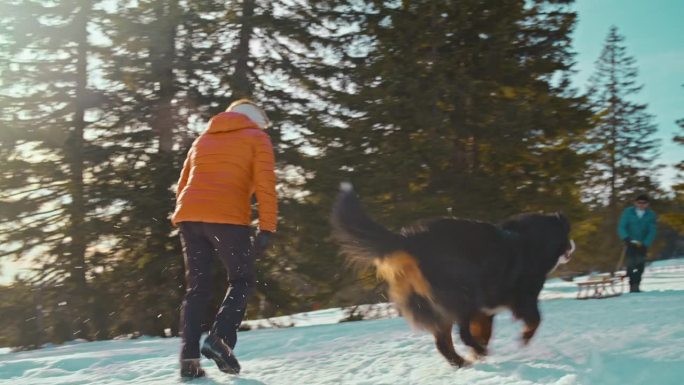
[576, 274, 625, 300]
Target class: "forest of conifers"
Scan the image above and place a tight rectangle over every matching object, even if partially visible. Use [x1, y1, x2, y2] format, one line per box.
[1, 0, 682, 348]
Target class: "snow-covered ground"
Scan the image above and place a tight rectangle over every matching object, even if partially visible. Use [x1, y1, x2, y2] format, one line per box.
[1, 259, 683, 385]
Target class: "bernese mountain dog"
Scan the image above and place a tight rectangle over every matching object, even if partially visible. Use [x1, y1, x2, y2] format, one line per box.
[331, 183, 574, 367]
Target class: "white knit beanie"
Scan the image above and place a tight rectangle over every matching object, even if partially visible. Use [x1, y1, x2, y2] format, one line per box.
[226, 100, 270, 129]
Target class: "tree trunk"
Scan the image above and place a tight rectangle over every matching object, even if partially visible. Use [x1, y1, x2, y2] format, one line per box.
[232, 0, 256, 98]
[65, 3, 90, 338]
[68, 4, 89, 290]
[152, 0, 178, 154]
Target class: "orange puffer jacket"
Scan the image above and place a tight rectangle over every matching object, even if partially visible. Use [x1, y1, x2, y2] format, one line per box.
[171, 112, 277, 232]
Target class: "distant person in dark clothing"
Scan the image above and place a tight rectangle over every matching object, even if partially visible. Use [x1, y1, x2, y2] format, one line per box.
[618, 194, 657, 293]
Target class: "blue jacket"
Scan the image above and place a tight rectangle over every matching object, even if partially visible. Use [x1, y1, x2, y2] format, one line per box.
[617, 206, 657, 247]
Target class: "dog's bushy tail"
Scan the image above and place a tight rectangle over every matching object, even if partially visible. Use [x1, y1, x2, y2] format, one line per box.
[331, 183, 406, 267]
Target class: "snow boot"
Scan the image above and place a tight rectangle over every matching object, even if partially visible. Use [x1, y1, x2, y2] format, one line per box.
[201, 333, 241, 374]
[629, 284, 641, 293]
[180, 359, 206, 379]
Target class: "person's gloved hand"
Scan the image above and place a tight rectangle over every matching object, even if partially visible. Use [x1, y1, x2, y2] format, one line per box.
[623, 237, 632, 247]
[254, 230, 273, 256]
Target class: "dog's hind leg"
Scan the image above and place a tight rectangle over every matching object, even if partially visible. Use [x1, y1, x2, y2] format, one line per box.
[433, 325, 466, 367]
[469, 312, 494, 349]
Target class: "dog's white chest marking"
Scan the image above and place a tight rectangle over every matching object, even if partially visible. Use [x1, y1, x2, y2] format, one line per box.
[481, 306, 507, 316]
[551, 239, 576, 273]
[558, 239, 576, 264]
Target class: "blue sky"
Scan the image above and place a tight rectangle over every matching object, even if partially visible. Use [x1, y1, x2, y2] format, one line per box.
[571, 0, 684, 190]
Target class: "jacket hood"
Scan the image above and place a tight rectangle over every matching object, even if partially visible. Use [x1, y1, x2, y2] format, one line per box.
[206, 112, 259, 134]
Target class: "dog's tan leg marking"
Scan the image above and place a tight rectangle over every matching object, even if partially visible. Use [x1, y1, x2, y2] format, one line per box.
[459, 319, 487, 357]
[514, 301, 541, 346]
[522, 320, 540, 345]
[469, 312, 494, 349]
[434, 325, 466, 368]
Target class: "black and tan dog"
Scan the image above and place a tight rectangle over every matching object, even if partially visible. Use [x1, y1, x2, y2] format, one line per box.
[331, 183, 574, 367]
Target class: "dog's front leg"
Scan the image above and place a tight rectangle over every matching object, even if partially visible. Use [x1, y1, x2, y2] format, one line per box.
[515, 301, 541, 345]
[469, 312, 494, 349]
[433, 325, 467, 368]
[458, 319, 487, 357]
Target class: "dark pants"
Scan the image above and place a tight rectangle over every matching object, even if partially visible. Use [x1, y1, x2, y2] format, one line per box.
[179, 222, 255, 359]
[625, 244, 646, 289]
[626, 261, 645, 289]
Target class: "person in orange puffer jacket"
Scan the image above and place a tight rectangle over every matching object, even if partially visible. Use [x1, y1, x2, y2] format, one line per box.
[173, 99, 277, 379]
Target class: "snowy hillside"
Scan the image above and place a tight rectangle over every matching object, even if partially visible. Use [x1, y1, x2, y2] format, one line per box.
[1, 259, 683, 385]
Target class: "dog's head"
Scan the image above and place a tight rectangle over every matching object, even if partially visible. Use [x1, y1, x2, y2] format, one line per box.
[501, 212, 574, 273]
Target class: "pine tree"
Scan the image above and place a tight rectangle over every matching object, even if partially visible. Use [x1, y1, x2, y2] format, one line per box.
[215, 0, 340, 315]
[297, 0, 592, 303]
[575, 26, 662, 270]
[95, 0, 340, 332]
[93, 0, 215, 337]
[312, 0, 590, 215]
[584, 26, 661, 208]
[659, 88, 684, 234]
[673, 92, 684, 202]
[0, 0, 118, 343]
